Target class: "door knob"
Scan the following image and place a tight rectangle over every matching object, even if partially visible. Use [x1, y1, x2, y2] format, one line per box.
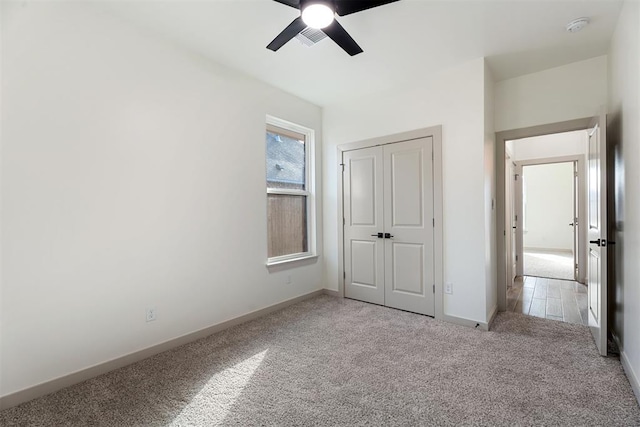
[371, 233, 383, 238]
[569, 223, 574, 226]
[384, 233, 394, 239]
[589, 239, 601, 246]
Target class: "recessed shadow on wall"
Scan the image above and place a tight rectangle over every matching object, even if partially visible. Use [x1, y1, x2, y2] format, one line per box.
[607, 110, 623, 347]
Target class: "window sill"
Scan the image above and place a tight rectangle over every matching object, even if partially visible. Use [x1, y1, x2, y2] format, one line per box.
[266, 254, 318, 267]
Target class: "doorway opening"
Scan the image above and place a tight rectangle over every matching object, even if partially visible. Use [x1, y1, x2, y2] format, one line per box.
[503, 129, 589, 325]
[521, 161, 576, 281]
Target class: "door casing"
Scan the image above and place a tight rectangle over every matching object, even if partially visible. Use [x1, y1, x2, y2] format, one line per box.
[337, 126, 450, 324]
[514, 156, 586, 283]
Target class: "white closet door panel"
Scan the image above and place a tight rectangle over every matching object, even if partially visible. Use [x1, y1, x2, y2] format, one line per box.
[390, 151, 423, 227]
[384, 138, 435, 316]
[391, 243, 424, 295]
[350, 240, 377, 287]
[343, 147, 384, 305]
[350, 156, 377, 226]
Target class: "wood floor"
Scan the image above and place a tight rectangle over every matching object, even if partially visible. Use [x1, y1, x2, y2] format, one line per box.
[507, 276, 588, 325]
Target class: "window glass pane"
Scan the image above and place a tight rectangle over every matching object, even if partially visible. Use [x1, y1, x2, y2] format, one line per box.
[267, 194, 308, 258]
[266, 130, 305, 190]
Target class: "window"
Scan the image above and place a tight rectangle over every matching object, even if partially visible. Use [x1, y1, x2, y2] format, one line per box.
[265, 116, 316, 265]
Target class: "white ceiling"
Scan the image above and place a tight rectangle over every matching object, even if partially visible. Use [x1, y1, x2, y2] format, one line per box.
[100, 0, 622, 106]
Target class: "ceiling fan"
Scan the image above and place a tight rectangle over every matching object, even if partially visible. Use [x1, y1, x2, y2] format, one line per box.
[267, 0, 400, 56]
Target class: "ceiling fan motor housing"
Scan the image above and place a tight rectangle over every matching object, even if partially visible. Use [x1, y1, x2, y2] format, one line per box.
[300, 0, 335, 12]
[301, 0, 336, 29]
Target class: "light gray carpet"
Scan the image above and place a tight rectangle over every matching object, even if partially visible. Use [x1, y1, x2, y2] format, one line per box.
[1, 295, 638, 426]
[524, 249, 574, 280]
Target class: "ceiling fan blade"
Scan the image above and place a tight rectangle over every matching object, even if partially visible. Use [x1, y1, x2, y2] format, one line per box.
[267, 17, 307, 52]
[335, 0, 400, 16]
[322, 20, 363, 56]
[272, 0, 300, 9]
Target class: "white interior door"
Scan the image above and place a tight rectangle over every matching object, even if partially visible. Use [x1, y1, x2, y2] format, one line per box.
[343, 147, 385, 305]
[505, 157, 518, 285]
[514, 164, 524, 277]
[587, 112, 608, 356]
[383, 138, 435, 316]
[343, 138, 435, 316]
[509, 161, 517, 283]
[572, 162, 579, 280]
[505, 156, 513, 285]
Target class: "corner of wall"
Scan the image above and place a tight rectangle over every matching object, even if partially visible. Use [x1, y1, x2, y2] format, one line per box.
[484, 58, 498, 321]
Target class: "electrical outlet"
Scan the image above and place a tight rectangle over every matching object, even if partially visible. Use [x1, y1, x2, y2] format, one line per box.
[146, 307, 157, 322]
[285, 275, 292, 285]
[445, 283, 453, 295]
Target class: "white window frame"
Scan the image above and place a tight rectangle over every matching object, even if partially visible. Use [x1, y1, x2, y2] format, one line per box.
[265, 115, 317, 266]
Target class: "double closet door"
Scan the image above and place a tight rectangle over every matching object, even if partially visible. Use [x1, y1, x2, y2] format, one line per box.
[343, 137, 435, 316]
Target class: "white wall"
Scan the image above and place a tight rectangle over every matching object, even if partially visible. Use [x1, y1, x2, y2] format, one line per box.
[0, 1, 4, 396]
[1, 2, 323, 397]
[507, 130, 587, 162]
[484, 62, 497, 319]
[522, 163, 574, 251]
[495, 56, 608, 132]
[323, 58, 490, 323]
[608, 0, 640, 402]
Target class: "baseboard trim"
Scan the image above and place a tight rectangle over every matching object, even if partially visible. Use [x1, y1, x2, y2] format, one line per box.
[487, 305, 499, 330]
[613, 333, 640, 406]
[620, 350, 640, 406]
[0, 289, 325, 411]
[524, 247, 573, 254]
[323, 288, 340, 297]
[442, 313, 489, 331]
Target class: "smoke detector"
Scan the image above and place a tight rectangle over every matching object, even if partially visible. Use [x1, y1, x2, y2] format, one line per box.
[566, 17, 590, 33]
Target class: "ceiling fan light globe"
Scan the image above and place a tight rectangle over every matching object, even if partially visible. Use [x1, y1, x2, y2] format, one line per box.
[301, 4, 334, 29]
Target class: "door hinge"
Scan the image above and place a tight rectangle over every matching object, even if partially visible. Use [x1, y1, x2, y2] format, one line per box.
[433, 284, 435, 294]
[515, 214, 518, 221]
[344, 271, 346, 279]
[516, 255, 519, 261]
[343, 217, 346, 225]
[432, 218, 435, 227]
[515, 174, 519, 181]
[340, 163, 345, 172]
